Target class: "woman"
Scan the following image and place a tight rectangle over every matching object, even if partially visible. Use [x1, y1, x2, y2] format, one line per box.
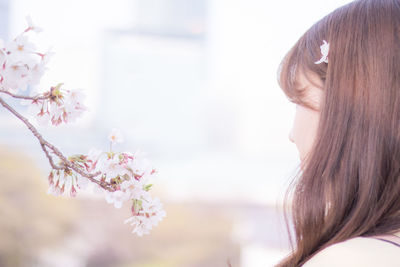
[277, 0, 400, 266]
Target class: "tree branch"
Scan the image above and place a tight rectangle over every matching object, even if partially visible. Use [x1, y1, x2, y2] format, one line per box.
[40, 142, 63, 170]
[0, 96, 114, 192]
[0, 89, 50, 101]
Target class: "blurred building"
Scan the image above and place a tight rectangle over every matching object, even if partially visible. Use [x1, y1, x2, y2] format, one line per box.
[0, 0, 9, 39]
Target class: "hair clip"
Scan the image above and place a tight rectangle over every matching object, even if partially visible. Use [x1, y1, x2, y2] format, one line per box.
[315, 40, 329, 64]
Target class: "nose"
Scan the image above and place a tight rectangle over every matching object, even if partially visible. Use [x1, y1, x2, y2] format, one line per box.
[289, 130, 294, 143]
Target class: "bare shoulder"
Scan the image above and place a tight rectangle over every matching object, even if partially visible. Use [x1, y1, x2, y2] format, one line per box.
[302, 237, 400, 267]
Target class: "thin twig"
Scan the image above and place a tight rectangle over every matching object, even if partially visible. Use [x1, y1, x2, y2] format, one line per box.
[40, 142, 63, 170]
[0, 89, 49, 100]
[0, 96, 114, 191]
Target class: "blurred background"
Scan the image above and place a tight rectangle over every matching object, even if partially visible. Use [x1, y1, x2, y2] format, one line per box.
[0, 0, 352, 266]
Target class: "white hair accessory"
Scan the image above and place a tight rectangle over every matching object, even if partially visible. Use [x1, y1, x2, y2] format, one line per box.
[315, 40, 329, 64]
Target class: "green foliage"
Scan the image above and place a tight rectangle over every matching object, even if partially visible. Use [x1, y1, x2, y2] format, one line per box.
[143, 184, 153, 192]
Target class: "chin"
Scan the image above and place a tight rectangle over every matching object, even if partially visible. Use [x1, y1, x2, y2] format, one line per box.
[299, 153, 305, 162]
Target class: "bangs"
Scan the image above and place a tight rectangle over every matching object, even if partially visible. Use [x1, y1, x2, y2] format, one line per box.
[278, 50, 310, 108]
[277, 27, 327, 111]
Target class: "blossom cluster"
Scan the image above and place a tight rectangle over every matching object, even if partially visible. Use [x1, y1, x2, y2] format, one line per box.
[0, 17, 165, 236]
[90, 130, 165, 236]
[48, 129, 166, 236]
[0, 16, 86, 126]
[27, 84, 87, 126]
[0, 16, 49, 93]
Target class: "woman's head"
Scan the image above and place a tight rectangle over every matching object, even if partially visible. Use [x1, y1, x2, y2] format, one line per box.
[277, 0, 400, 266]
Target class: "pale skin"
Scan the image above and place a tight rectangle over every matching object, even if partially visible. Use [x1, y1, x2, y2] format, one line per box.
[290, 73, 400, 266]
[288, 73, 322, 164]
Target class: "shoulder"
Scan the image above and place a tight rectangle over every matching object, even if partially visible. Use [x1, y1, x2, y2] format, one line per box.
[302, 237, 400, 267]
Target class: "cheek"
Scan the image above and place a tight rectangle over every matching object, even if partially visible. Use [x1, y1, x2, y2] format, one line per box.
[291, 106, 320, 159]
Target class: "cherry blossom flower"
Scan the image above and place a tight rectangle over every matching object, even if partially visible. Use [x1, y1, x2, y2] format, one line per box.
[25, 15, 43, 33]
[6, 35, 37, 65]
[1, 63, 31, 91]
[85, 148, 103, 172]
[109, 128, 124, 144]
[105, 190, 131, 209]
[315, 40, 329, 64]
[96, 154, 129, 182]
[39, 48, 55, 64]
[29, 60, 48, 86]
[25, 86, 87, 126]
[30, 100, 51, 126]
[63, 89, 87, 122]
[48, 169, 79, 197]
[124, 197, 166, 236]
[120, 177, 151, 200]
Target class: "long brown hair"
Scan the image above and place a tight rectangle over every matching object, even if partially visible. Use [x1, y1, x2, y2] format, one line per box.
[277, 0, 400, 266]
